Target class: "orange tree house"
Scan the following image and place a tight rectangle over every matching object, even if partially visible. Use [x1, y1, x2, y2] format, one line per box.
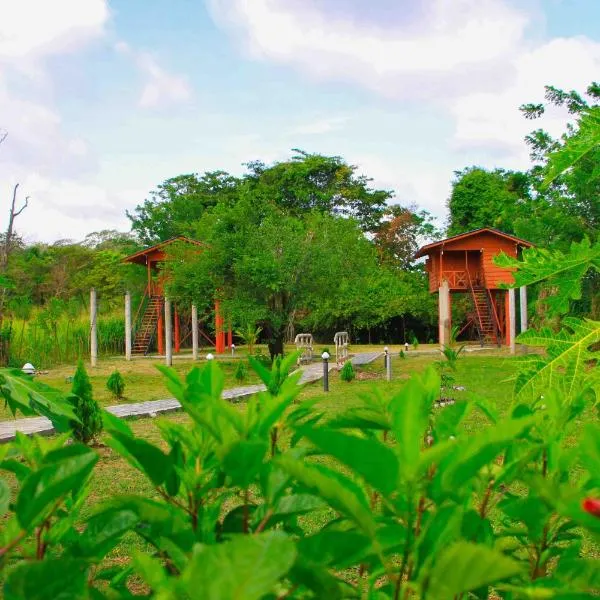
[123, 236, 230, 357]
[415, 228, 533, 350]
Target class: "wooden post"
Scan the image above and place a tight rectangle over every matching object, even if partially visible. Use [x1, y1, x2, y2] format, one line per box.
[215, 300, 225, 354]
[165, 298, 172, 366]
[438, 280, 450, 350]
[90, 288, 98, 367]
[508, 288, 516, 354]
[157, 308, 164, 355]
[192, 304, 199, 360]
[125, 291, 132, 361]
[174, 306, 180, 353]
[519, 286, 528, 333]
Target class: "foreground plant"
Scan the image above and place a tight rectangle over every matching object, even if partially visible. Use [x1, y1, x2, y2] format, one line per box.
[1, 352, 598, 598]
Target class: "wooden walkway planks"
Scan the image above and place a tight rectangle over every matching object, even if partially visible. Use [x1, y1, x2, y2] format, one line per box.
[0, 352, 381, 443]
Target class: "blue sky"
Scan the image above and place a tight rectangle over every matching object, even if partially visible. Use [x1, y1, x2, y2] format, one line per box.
[0, 0, 599, 241]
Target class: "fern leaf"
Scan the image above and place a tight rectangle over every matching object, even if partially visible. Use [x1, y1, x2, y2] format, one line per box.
[514, 318, 600, 402]
[495, 238, 600, 314]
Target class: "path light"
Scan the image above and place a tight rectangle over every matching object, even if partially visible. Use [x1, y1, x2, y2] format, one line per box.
[206, 353, 214, 361]
[322, 351, 330, 392]
[405, 342, 409, 352]
[384, 346, 389, 369]
[22, 363, 35, 375]
[231, 343, 235, 356]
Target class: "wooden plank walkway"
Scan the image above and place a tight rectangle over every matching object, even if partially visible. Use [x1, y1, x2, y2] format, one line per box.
[0, 352, 381, 443]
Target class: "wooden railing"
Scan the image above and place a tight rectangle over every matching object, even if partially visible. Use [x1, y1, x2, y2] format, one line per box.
[433, 270, 483, 290]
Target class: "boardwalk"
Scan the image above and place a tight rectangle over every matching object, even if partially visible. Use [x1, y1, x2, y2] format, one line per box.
[0, 352, 382, 443]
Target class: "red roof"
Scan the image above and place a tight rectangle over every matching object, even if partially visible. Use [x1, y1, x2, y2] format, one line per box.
[123, 236, 207, 265]
[414, 228, 533, 259]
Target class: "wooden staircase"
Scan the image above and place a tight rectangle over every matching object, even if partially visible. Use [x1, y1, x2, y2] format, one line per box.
[471, 287, 498, 344]
[132, 296, 163, 355]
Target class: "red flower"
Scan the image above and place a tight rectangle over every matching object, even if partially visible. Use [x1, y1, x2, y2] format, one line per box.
[582, 498, 600, 518]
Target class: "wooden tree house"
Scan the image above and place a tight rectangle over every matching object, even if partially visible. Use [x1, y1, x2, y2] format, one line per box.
[415, 228, 533, 348]
[123, 237, 230, 356]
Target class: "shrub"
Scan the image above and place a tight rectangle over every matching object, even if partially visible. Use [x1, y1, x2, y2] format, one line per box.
[339, 360, 355, 382]
[70, 359, 103, 444]
[411, 335, 419, 350]
[106, 369, 125, 399]
[234, 360, 247, 383]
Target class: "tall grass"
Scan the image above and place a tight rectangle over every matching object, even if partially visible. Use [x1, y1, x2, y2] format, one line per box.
[7, 311, 125, 368]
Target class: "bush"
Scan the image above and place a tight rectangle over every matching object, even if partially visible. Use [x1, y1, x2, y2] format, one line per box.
[339, 360, 355, 382]
[70, 359, 103, 444]
[106, 369, 125, 399]
[234, 360, 247, 383]
[411, 335, 419, 350]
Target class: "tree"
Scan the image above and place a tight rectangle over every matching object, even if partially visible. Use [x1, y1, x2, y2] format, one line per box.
[374, 205, 440, 269]
[127, 172, 240, 244]
[70, 359, 103, 444]
[244, 150, 391, 232]
[165, 199, 379, 360]
[446, 167, 530, 236]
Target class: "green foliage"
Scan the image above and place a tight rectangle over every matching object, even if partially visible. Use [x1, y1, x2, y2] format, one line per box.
[411, 334, 419, 350]
[339, 360, 355, 382]
[70, 360, 103, 444]
[106, 370, 125, 399]
[1, 353, 598, 597]
[234, 360, 247, 383]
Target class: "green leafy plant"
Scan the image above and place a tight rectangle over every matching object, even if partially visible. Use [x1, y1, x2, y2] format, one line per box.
[339, 360, 355, 382]
[235, 323, 263, 356]
[234, 360, 247, 383]
[70, 360, 103, 444]
[411, 335, 419, 350]
[106, 369, 125, 400]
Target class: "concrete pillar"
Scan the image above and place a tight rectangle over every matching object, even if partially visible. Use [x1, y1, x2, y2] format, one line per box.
[90, 288, 98, 367]
[438, 280, 451, 349]
[125, 291, 132, 361]
[519, 286, 528, 333]
[192, 304, 199, 360]
[165, 298, 173, 366]
[508, 288, 516, 355]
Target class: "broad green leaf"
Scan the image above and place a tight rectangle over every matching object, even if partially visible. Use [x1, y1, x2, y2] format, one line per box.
[4, 558, 89, 599]
[440, 416, 536, 492]
[16, 444, 98, 528]
[222, 439, 268, 488]
[299, 426, 399, 496]
[289, 559, 353, 599]
[75, 507, 139, 559]
[495, 238, 600, 315]
[106, 430, 172, 487]
[177, 531, 296, 600]
[512, 318, 600, 401]
[297, 527, 371, 568]
[389, 368, 439, 479]
[276, 454, 376, 537]
[0, 478, 9, 516]
[556, 557, 600, 590]
[423, 541, 523, 598]
[0, 369, 78, 431]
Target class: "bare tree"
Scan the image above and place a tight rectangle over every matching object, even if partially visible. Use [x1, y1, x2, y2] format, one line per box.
[1, 183, 29, 272]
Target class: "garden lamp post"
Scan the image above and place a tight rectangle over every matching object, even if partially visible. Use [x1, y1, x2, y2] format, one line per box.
[385, 347, 392, 382]
[231, 343, 235, 357]
[322, 351, 330, 392]
[206, 353, 214, 361]
[384, 346, 389, 369]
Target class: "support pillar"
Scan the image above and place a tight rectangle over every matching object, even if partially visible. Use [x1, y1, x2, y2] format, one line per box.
[165, 298, 172, 366]
[215, 300, 225, 354]
[90, 288, 97, 367]
[438, 280, 451, 350]
[157, 307, 164, 356]
[125, 291, 132, 361]
[508, 288, 516, 354]
[519, 286, 528, 333]
[174, 306, 180, 353]
[192, 304, 199, 360]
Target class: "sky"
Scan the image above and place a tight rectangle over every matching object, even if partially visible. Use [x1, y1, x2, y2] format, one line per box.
[0, 0, 599, 243]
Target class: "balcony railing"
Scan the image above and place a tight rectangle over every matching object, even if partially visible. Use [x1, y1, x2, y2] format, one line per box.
[431, 270, 483, 290]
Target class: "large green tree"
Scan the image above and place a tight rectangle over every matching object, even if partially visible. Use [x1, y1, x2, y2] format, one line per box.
[164, 197, 381, 359]
[446, 166, 531, 236]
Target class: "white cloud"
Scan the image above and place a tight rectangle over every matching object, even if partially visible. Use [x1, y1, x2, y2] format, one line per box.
[0, 0, 108, 60]
[115, 42, 192, 109]
[208, 0, 528, 98]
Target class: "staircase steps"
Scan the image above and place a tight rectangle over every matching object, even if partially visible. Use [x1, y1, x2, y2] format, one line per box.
[471, 288, 499, 344]
[132, 296, 163, 355]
